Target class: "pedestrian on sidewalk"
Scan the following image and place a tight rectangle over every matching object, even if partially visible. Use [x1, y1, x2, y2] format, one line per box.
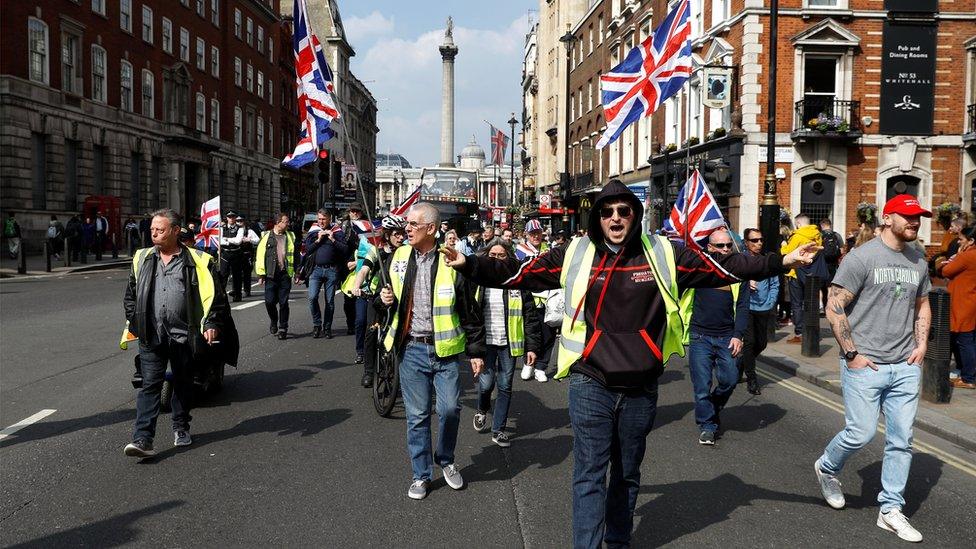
[685, 229, 749, 446]
[303, 209, 346, 339]
[65, 214, 82, 262]
[219, 211, 245, 302]
[46, 215, 64, 261]
[122, 209, 232, 458]
[739, 228, 779, 396]
[471, 238, 542, 448]
[378, 203, 485, 500]
[124, 217, 140, 256]
[256, 213, 297, 340]
[781, 214, 826, 344]
[94, 210, 109, 260]
[81, 216, 96, 260]
[817, 194, 932, 543]
[4, 212, 22, 259]
[442, 181, 818, 548]
[942, 226, 976, 389]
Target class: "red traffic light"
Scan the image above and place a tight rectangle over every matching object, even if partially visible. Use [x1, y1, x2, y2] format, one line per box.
[318, 149, 329, 159]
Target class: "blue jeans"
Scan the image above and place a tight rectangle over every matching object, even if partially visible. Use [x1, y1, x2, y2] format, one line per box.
[568, 372, 658, 549]
[819, 360, 921, 512]
[307, 265, 337, 328]
[354, 296, 368, 355]
[478, 344, 516, 433]
[264, 271, 291, 330]
[133, 339, 193, 443]
[951, 330, 976, 383]
[687, 332, 739, 433]
[398, 341, 462, 481]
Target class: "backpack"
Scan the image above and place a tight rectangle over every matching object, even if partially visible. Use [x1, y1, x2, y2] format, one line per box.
[46, 226, 59, 239]
[3, 218, 15, 237]
[821, 230, 841, 263]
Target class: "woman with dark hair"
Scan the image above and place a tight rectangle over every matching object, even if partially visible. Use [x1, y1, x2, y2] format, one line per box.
[470, 237, 542, 447]
[942, 226, 976, 389]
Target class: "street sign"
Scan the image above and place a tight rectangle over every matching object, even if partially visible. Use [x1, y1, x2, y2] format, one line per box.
[627, 184, 647, 203]
[757, 146, 795, 163]
[539, 194, 552, 210]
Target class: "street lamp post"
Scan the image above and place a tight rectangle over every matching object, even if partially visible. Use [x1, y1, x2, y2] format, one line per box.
[559, 29, 576, 232]
[508, 113, 518, 207]
[760, 0, 781, 254]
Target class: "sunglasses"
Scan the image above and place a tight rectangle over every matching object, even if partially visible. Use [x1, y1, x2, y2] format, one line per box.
[711, 242, 734, 249]
[746, 238, 763, 243]
[600, 205, 633, 219]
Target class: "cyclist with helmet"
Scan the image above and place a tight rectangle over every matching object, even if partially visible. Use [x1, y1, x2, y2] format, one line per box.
[351, 214, 408, 387]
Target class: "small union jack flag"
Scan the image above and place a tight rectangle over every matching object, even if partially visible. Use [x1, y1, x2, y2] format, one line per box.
[663, 169, 727, 249]
[489, 125, 509, 166]
[597, 0, 692, 149]
[195, 195, 221, 250]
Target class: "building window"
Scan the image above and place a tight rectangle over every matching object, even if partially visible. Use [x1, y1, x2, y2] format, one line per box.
[234, 107, 242, 146]
[142, 70, 154, 117]
[246, 63, 253, 93]
[268, 81, 273, 106]
[162, 18, 172, 54]
[246, 17, 253, 47]
[257, 26, 264, 53]
[196, 92, 206, 131]
[32, 133, 47, 209]
[211, 0, 219, 26]
[234, 57, 242, 86]
[210, 98, 219, 138]
[61, 32, 81, 95]
[93, 144, 105, 195]
[246, 110, 254, 148]
[92, 0, 105, 16]
[120, 0, 132, 32]
[710, 0, 731, 28]
[141, 6, 153, 43]
[28, 18, 49, 84]
[151, 156, 161, 208]
[211, 45, 219, 77]
[196, 37, 205, 70]
[800, 174, 836, 222]
[268, 122, 274, 156]
[257, 71, 264, 98]
[130, 153, 141, 213]
[257, 116, 265, 153]
[806, 0, 843, 7]
[268, 38, 274, 63]
[91, 45, 106, 102]
[234, 8, 242, 38]
[179, 28, 189, 62]
[588, 25, 594, 55]
[801, 56, 839, 122]
[196, 0, 204, 17]
[120, 60, 133, 111]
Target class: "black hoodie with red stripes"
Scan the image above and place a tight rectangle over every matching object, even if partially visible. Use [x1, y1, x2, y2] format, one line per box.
[458, 181, 787, 390]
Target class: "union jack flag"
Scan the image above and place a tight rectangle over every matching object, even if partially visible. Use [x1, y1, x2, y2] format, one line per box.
[662, 169, 727, 249]
[195, 195, 221, 250]
[489, 125, 509, 166]
[282, 0, 339, 169]
[390, 186, 421, 216]
[596, 0, 692, 149]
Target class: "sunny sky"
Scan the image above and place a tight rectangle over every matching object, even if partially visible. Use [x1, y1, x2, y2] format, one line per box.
[336, 0, 535, 168]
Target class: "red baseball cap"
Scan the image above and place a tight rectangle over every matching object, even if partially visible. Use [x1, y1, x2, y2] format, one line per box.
[883, 194, 932, 218]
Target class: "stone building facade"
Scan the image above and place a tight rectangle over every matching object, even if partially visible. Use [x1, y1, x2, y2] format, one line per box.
[1, 0, 295, 247]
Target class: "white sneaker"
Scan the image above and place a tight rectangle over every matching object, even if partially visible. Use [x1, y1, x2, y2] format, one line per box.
[407, 480, 428, 500]
[814, 458, 845, 509]
[520, 365, 533, 380]
[441, 463, 464, 490]
[877, 509, 923, 542]
[534, 369, 548, 383]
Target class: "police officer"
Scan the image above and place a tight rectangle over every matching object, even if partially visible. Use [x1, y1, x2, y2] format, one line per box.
[238, 214, 261, 297]
[219, 210, 245, 302]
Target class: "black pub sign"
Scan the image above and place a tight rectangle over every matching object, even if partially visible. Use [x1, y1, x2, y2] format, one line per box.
[884, 1, 938, 12]
[879, 21, 937, 135]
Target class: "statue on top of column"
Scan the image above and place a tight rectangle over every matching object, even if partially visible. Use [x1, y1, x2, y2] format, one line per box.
[445, 16, 453, 40]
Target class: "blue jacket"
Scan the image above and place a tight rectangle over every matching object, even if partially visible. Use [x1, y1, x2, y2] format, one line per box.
[690, 284, 750, 340]
[749, 273, 780, 312]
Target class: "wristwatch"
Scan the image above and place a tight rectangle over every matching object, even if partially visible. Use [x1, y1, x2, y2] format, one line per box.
[844, 349, 859, 361]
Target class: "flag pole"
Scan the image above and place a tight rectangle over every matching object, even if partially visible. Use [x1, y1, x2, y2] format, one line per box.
[682, 78, 692, 246]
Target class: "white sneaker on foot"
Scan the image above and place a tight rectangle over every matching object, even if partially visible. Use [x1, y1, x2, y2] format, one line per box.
[520, 365, 533, 380]
[407, 480, 429, 500]
[441, 463, 464, 490]
[534, 369, 548, 382]
[877, 509, 922, 542]
[814, 458, 845, 509]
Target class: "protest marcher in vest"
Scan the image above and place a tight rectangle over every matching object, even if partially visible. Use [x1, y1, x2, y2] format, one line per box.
[352, 215, 407, 388]
[238, 215, 261, 297]
[256, 213, 298, 340]
[378, 203, 485, 501]
[122, 209, 236, 458]
[219, 210, 246, 302]
[341, 203, 365, 336]
[740, 228, 780, 396]
[343, 215, 383, 366]
[514, 219, 553, 382]
[471, 238, 542, 448]
[441, 180, 818, 548]
[685, 229, 750, 446]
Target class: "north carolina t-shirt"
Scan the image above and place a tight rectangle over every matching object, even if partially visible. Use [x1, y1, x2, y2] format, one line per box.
[831, 236, 931, 364]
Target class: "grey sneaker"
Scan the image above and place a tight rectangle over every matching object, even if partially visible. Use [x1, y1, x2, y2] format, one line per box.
[473, 412, 490, 433]
[174, 429, 192, 447]
[698, 430, 715, 446]
[407, 479, 429, 500]
[123, 439, 155, 458]
[877, 509, 922, 542]
[492, 431, 511, 447]
[814, 457, 845, 509]
[441, 463, 464, 490]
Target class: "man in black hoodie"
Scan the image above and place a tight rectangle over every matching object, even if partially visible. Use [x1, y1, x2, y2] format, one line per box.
[442, 180, 818, 549]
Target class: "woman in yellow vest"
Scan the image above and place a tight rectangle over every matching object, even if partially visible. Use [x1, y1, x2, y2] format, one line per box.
[471, 238, 543, 447]
[442, 181, 818, 548]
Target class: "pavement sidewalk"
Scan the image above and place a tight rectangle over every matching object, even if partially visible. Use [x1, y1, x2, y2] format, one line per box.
[759, 318, 976, 453]
[0, 252, 130, 278]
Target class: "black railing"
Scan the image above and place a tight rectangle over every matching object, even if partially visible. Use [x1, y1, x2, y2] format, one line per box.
[966, 104, 976, 137]
[572, 170, 594, 194]
[792, 98, 862, 139]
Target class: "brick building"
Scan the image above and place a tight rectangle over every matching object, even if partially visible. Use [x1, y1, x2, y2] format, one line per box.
[1, 0, 295, 248]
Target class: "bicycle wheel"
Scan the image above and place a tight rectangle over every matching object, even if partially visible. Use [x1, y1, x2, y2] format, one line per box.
[372, 344, 399, 417]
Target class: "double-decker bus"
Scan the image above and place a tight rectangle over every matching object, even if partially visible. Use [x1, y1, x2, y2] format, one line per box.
[417, 167, 480, 230]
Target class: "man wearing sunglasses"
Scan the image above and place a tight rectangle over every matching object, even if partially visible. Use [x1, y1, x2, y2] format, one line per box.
[441, 180, 818, 548]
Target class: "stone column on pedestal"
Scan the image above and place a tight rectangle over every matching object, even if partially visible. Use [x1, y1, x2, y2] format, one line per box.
[438, 17, 459, 168]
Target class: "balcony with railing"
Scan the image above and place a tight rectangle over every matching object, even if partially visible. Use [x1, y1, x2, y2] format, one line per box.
[791, 98, 862, 142]
[964, 104, 976, 147]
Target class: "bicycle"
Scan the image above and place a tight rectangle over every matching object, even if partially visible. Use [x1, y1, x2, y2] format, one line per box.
[360, 290, 400, 417]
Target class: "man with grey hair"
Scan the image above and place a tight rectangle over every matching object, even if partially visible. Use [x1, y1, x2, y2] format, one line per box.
[379, 202, 485, 500]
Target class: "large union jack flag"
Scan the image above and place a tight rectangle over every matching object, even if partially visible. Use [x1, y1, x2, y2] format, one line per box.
[282, 0, 339, 169]
[662, 169, 727, 249]
[596, 0, 692, 149]
[489, 125, 509, 166]
[195, 195, 221, 250]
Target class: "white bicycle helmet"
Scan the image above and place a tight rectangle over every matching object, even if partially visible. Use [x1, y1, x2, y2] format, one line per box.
[381, 214, 406, 230]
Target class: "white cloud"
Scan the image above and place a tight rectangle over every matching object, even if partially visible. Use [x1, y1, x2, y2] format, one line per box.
[352, 15, 530, 167]
[343, 11, 395, 44]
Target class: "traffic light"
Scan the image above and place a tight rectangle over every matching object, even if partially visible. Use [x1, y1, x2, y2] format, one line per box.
[559, 172, 571, 203]
[316, 149, 330, 187]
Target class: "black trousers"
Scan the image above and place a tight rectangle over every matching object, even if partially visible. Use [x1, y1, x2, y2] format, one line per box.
[265, 271, 292, 331]
[243, 253, 254, 295]
[364, 303, 379, 375]
[740, 309, 775, 381]
[343, 293, 356, 331]
[220, 253, 244, 298]
[538, 322, 558, 376]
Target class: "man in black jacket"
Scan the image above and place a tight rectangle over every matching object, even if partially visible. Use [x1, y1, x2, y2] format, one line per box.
[442, 181, 818, 548]
[303, 209, 347, 338]
[122, 209, 234, 458]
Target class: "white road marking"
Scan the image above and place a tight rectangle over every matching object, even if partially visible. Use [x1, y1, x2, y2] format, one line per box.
[0, 409, 57, 442]
[756, 366, 976, 478]
[231, 301, 264, 311]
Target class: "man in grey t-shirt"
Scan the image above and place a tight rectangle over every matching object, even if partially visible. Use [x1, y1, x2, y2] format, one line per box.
[814, 195, 933, 543]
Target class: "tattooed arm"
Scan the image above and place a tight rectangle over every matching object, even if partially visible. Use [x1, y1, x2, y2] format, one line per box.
[825, 284, 877, 370]
[906, 296, 931, 366]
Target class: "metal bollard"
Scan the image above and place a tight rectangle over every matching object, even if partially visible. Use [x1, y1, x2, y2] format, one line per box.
[802, 275, 822, 357]
[17, 242, 27, 274]
[922, 288, 952, 403]
[44, 240, 51, 272]
[64, 238, 71, 267]
[111, 233, 118, 259]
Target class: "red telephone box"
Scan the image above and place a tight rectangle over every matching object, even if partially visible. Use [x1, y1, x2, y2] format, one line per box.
[82, 195, 122, 251]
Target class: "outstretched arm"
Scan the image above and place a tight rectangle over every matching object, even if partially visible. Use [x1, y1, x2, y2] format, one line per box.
[825, 284, 876, 370]
[442, 245, 566, 292]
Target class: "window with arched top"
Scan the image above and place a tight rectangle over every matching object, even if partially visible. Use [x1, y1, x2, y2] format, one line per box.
[800, 174, 836, 225]
[885, 174, 920, 202]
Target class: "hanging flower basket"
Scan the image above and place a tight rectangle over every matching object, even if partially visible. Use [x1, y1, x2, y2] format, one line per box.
[807, 113, 850, 134]
[856, 202, 877, 224]
[935, 202, 961, 229]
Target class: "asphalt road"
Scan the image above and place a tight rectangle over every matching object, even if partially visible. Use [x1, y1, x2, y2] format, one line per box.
[2, 269, 975, 548]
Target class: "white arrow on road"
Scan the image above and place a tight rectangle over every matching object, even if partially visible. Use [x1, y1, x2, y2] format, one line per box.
[0, 409, 57, 442]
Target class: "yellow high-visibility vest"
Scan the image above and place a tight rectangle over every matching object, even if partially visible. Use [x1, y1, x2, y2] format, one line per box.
[255, 230, 296, 277]
[475, 287, 525, 356]
[680, 283, 741, 346]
